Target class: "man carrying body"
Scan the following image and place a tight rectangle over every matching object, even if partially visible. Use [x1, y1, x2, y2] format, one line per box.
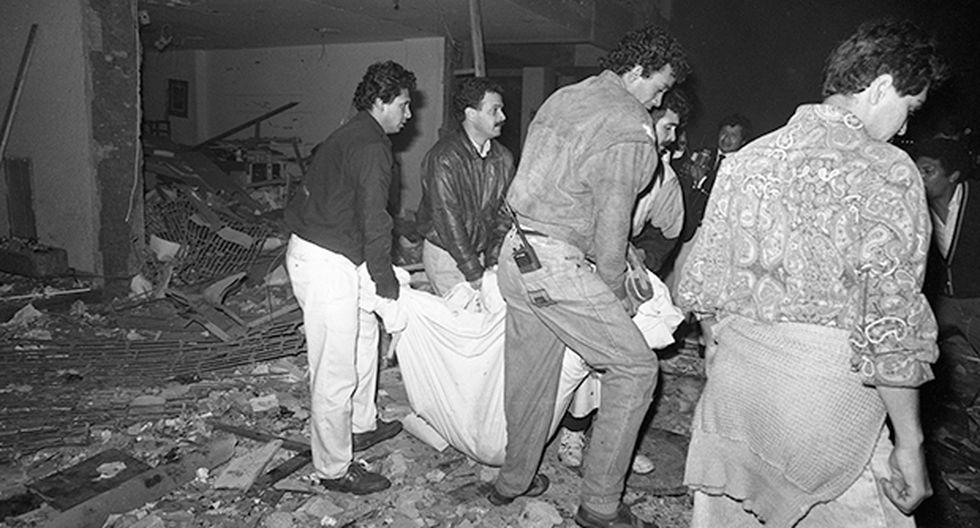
[417, 78, 515, 294]
[488, 25, 690, 528]
[556, 89, 693, 476]
[284, 60, 416, 495]
[678, 20, 946, 527]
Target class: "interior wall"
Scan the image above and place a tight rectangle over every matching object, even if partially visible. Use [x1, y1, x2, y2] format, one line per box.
[671, 0, 914, 149]
[0, 0, 99, 272]
[142, 49, 200, 143]
[151, 37, 446, 216]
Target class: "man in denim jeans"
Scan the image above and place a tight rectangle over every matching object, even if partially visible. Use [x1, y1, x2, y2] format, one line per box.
[488, 26, 689, 528]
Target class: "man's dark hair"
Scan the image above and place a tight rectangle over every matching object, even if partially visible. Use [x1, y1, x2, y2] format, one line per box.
[651, 89, 692, 124]
[718, 113, 752, 137]
[915, 137, 974, 181]
[353, 60, 417, 111]
[599, 25, 690, 83]
[453, 77, 503, 122]
[822, 19, 948, 98]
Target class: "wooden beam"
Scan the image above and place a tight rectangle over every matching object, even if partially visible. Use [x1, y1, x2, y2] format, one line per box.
[191, 102, 298, 150]
[0, 24, 38, 163]
[468, 0, 486, 77]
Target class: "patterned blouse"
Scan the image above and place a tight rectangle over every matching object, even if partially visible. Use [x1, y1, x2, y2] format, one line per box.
[677, 104, 938, 388]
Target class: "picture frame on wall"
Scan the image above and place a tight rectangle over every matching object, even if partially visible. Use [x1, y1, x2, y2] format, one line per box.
[167, 79, 188, 118]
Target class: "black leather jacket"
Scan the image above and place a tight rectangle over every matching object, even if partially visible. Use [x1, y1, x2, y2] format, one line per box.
[417, 129, 515, 282]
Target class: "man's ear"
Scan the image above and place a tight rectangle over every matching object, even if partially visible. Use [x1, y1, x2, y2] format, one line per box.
[625, 64, 644, 82]
[868, 74, 894, 105]
[949, 169, 962, 184]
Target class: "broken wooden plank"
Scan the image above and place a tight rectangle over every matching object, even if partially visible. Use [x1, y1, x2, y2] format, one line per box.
[214, 439, 282, 490]
[246, 301, 300, 329]
[208, 420, 309, 452]
[248, 449, 312, 503]
[27, 449, 151, 511]
[43, 437, 235, 528]
[167, 289, 246, 342]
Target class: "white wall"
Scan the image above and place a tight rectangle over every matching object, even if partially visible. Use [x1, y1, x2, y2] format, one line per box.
[143, 37, 446, 214]
[1, 0, 99, 272]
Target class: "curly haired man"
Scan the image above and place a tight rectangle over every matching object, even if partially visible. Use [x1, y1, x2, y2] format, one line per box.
[488, 25, 690, 528]
[284, 60, 416, 495]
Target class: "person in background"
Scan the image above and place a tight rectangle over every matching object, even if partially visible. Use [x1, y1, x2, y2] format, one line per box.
[489, 25, 690, 528]
[916, 137, 980, 408]
[678, 19, 946, 527]
[284, 60, 416, 495]
[680, 113, 752, 242]
[416, 77, 515, 295]
[630, 89, 693, 275]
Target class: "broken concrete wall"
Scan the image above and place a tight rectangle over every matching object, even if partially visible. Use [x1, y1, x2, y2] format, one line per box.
[142, 36, 446, 216]
[87, 0, 141, 297]
[0, 0, 100, 272]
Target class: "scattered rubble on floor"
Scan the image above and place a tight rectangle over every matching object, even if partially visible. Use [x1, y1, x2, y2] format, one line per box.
[1, 260, 703, 526]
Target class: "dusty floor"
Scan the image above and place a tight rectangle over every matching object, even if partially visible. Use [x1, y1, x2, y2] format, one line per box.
[0, 350, 700, 528]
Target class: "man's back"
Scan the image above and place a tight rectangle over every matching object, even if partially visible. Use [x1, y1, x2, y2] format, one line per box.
[679, 102, 937, 384]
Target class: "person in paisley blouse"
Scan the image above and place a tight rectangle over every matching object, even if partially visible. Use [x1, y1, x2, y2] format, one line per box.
[676, 20, 948, 528]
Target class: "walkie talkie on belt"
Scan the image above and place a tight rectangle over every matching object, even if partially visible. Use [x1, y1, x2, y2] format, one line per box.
[506, 204, 541, 274]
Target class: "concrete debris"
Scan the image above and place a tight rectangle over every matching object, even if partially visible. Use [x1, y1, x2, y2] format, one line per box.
[2, 303, 41, 327]
[518, 499, 563, 528]
[213, 439, 282, 490]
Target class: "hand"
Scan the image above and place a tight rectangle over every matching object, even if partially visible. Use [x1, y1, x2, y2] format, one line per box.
[469, 278, 483, 291]
[620, 294, 640, 318]
[699, 317, 719, 373]
[880, 443, 932, 515]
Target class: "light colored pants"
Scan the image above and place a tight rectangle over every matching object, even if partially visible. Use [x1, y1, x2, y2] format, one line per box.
[422, 239, 469, 295]
[494, 230, 658, 510]
[285, 234, 380, 479]
[691, 427, 915, 528]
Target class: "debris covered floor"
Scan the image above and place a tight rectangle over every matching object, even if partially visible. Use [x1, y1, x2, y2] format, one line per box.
[0, 265, 977, 527]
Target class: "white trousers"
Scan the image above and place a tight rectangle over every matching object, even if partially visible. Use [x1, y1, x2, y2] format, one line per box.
[286, 234, 380, 479]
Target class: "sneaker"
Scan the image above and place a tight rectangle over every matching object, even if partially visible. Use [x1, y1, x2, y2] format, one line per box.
[487, 474, 550, 506]
[319, 461, 390, 495]
[574, 503, 658, 528]
[352, 419, 403, 452]
[631, 453, 655, 475]
[557, 429, 586, 468]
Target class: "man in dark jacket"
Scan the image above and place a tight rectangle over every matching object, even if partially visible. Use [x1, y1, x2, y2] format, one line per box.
[283, 60, 415, 495]
[416, 77, 515, 294]
[916, 137, 980, 406]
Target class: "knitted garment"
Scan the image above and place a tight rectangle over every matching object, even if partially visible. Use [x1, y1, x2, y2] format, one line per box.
[684, 316, 886, 527]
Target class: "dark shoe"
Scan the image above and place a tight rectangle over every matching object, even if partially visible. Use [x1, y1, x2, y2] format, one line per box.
[574, 503, 658, 528]
[352, 419, 403, 452]
[319, 461, 390, 495]
[487, 474, 550, 505]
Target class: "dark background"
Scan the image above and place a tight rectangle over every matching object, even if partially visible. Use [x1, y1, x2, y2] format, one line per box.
[670, 0, 980, 148]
